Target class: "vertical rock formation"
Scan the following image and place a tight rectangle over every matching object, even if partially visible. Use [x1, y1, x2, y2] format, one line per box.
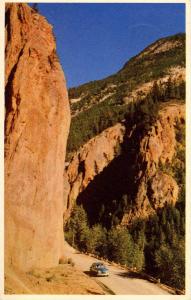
[65, 123, 125, 222]
[121, 103, 185, 225]
[5, 4, 70, 270]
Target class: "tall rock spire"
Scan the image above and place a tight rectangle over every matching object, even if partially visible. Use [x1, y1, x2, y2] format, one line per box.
[5, 3, 70, 271]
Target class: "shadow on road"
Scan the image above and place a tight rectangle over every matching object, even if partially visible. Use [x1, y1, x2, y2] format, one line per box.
[116, 271, 149, 280]
[84, 270, 95, 277]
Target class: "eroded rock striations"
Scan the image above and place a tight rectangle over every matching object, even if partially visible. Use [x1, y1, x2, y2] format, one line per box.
[5, 3, 70, 270]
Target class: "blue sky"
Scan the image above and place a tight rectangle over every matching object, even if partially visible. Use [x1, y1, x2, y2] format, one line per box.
[33, 3, 185, 88]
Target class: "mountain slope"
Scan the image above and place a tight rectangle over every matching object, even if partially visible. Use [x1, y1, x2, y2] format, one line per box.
[66, 33, 185, 157]
[69, 33, 185, 110]
[65, 33, 185, 290]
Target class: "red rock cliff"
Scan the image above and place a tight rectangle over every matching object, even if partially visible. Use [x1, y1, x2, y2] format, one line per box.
[5, 3, 70, 270]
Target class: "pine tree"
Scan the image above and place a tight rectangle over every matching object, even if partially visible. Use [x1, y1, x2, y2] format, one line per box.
[159, 227, 166, 244]
[179, 81, 185, 99]
[154, 240, 185, 289]
[158, 81, 165, 101]
[107, 227, 135, 266]
[66, 205, 89, 250]
[98, 203, 105, 221]
[151, 81, 160, 102]
[86, 224, 107, 256]
[165, 76, 173, 99]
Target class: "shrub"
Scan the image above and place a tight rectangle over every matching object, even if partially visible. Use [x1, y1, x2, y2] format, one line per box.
[59, 256, 68, 264]
[154, 240, 185, 289]
[67, 257, 75, 267]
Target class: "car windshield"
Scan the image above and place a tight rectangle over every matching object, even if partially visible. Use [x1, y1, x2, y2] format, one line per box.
[98, 264, 106, 269]
[91, 262, 107, 269]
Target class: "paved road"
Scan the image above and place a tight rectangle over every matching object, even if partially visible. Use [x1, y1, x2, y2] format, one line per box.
[63, 241, 171, 295]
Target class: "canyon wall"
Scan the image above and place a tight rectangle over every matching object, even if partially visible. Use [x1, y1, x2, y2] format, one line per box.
[66, 103, 185, 226]
[121, 103, 185, 225]
[5, 3, 70, 270]
[65, 123, 125, 221]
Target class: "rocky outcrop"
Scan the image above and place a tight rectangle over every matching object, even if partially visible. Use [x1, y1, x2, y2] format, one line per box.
[66, 101, 184, 226]
[65, 123, 125, 221]
[5, 4, 70, 270]
[140, 104, 185, 168]
[121, 103, 185, 225]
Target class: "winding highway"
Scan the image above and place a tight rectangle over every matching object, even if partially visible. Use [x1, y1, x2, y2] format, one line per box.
[63, 241, 171, 295]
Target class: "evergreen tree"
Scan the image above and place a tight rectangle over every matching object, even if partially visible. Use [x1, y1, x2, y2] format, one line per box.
[158, 81, 165, 101]
[165, 76, 173, 99]
[107, 227, 135, 267]
[155, 240, 185, 289]
[178, 81, 185, 98]
[98, 203, 105, 221]
[151, 81, 160, 102]
[86, 224, 107, 256]
[65, 205, 89, 251]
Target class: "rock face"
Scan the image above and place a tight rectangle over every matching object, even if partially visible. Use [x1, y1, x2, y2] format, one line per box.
[66, 102, 184, 226]
[65, 123, 125, 222]
[139, 104, 185, 168]
[5, 4, 70, 271]
[121, 103, 185, 225]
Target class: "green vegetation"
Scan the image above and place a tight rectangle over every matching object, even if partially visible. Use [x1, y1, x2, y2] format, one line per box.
[65, 33, 185, 290]
[67, 79, 185, 158]
[159, 118, 185, 208]
[67, 100, 129, 157]
[155, 240, 185, 289]
[143, 205, 185, 290]
[65, 83, 185, 289]
[66, 33, 185, 159]
[68, 33, 185, 114]
[65, 205, 144, 271]
[65, 203, 185, 289]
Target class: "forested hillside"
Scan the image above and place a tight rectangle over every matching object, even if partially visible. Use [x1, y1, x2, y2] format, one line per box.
[66, 33, 185, 158]
[65, 33, 185, 291]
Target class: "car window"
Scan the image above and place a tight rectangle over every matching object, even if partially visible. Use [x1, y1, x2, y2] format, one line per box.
[98, 264, 104, 268]
[91, 262, 105, 268]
